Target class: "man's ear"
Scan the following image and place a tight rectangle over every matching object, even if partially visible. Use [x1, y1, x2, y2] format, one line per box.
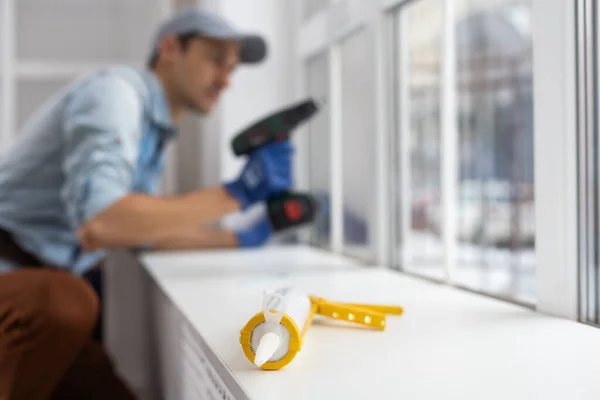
[157, 34, 180, 64]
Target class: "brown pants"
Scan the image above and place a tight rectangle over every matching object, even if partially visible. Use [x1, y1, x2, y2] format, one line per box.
[0, 232, 137, 399]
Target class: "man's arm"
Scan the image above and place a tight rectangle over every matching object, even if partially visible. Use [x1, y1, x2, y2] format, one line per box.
[62, 75, 240, 251]
[147, 215, 273, 252]
[77, 186, 240, 251]
[63, 74, 289, 253]
[148, 225, 239, 251]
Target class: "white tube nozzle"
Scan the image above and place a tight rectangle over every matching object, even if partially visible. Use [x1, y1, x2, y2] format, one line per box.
[253, 331, 281, 367]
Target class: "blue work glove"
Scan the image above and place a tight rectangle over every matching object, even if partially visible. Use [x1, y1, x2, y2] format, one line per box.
[236, 218, 273, 248]
[224, 141, 294, 210]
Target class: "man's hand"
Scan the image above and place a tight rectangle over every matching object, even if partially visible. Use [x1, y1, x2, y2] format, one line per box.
[223, 141, 293, 210]
[76, 142, 294, 252]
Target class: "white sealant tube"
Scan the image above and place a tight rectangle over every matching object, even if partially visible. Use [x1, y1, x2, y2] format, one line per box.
[250, 287, 313, 367]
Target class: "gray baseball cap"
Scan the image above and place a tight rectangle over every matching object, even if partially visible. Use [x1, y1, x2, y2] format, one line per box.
[148, 6, 267, 64]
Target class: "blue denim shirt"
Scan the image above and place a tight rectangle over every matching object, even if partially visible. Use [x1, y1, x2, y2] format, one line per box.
[0, 66, 177, 275]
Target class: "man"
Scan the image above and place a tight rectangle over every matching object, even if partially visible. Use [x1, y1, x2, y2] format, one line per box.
[0, 6, 290, 400]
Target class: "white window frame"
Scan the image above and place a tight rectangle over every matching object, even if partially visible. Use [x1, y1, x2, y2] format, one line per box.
[295, 0, 580, 320]
[297, 0, 391, 264]
[575, 0, 598, 324]
[532, 0, 578, 319]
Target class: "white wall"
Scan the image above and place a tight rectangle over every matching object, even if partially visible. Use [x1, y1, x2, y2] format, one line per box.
[212, 0, 297, 184]
[188, 0, 302, 231]
[172, 0, 302, 196]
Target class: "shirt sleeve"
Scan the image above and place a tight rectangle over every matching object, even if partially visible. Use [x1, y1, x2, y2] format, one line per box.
[60, 74, 144, 229]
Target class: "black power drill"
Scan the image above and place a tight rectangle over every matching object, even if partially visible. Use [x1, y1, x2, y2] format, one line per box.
[231, 98, 320, 232]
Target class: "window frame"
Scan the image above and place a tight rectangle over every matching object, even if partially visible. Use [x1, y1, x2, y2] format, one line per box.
[576, 0, 599, 324]
[532, 0, 578, 319]
[295, 0, 580, 320]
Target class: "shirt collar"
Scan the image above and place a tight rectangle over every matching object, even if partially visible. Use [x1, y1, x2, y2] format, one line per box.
[141, 69, 178, 139]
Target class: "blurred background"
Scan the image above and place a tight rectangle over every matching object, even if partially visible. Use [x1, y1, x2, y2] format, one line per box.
[0, 0, 535, 305]
[301, 0, 535, 304]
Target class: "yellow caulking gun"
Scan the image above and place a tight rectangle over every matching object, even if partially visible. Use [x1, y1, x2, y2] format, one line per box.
[239, 288, 404, 370]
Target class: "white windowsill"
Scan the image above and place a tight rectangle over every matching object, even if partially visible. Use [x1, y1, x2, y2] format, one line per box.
[140, 244, 600, 400]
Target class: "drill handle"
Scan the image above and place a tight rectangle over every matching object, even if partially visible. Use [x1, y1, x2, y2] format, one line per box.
[267, 191, 319, 232]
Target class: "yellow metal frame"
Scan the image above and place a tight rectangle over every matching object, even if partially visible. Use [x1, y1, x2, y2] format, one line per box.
[240, 296, 403, 370]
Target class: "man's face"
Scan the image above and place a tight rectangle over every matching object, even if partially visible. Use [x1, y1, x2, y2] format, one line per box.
[167, 36, 240, 114]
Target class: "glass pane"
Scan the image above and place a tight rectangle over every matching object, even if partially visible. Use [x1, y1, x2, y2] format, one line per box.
[340, 29, 375, 262]
[306, 54, 331, 249]
[455, 0, 535, 303]
[304, 0, 329, 21]
[397, 0, 445, 279]
[17, 79, 72, 131]
[17, 0, 157, 63]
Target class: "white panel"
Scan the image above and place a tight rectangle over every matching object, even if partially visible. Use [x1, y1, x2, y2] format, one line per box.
[327, 0, 370, 43]
[441, 0, 458, 283]
[0, 1, 4, 58]
[303, 0, 330, 21]
[150, 278, 183, 400]
[594, 0, 600, 324]
[17, 0, 159, 63]
[381, 0, 413, 11]
[372, 10, 392, 266]
[290, 0, 312, 198]
[306, 53, 331, 249]
[16, 79, 72, 131]
[329, 46, 343, 253]
[298, 9, 329, 59]
[297, 0, 370, 61]
[339, 28, 376, 262]
[532, 0, 578, 319]
[105, 250, 155, 400]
